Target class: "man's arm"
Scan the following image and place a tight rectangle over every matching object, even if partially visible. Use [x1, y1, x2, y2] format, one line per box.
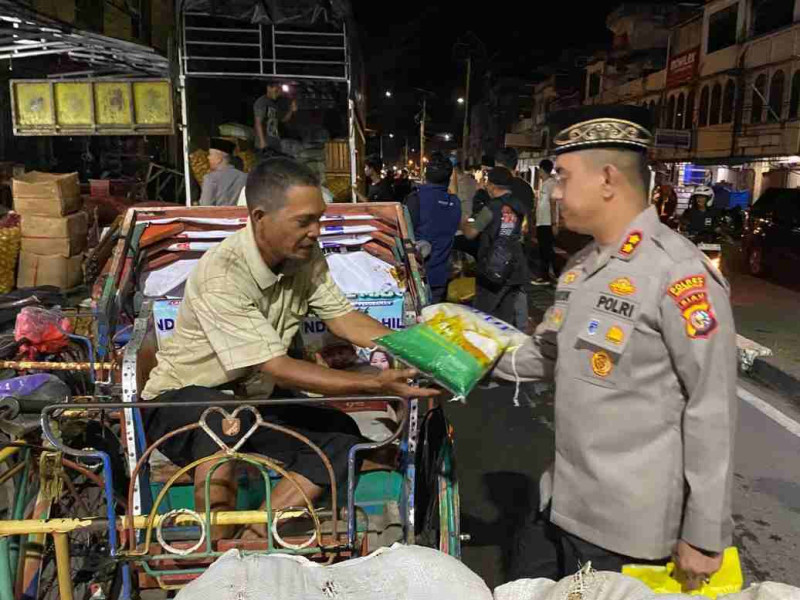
[548, 183, 559, 235]
[460, 205, 493, 240]
[199, 173, 216, 206]
[254, 116, 267, 150]
[261, 355, 436, 398]
[324, 310, 392, 349]
[661, 261, 737, 587]
[283, 99, 297, 123]
[492, 314, 557, 382]
[405, 192, 421, 232]
[353, 186, 369, 203]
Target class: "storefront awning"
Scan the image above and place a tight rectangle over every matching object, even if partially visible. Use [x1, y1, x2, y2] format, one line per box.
[0, 0, 168, 77]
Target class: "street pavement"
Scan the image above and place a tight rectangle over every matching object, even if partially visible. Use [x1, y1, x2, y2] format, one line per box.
[446, 377, 800, 590]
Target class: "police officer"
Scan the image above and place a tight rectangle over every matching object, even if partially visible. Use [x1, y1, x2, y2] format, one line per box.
[493, 105, 736, 589]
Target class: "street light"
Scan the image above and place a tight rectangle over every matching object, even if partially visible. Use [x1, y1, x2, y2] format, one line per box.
[457, 97, 465, 105]
[389, 133, 395, 139]
[385, 90, 392, 98]
[281, 84, 290, 93]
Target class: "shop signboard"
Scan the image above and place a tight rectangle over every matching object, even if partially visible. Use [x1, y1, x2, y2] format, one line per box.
[666, 47, 700, 88]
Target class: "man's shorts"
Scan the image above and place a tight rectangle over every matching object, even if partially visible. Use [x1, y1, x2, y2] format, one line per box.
[144, 386, 365, 488]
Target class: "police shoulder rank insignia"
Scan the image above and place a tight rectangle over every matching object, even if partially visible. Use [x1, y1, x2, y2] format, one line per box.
[678, 292, 717, 339]
[668, 275, 706, 301]
[608, 277, 636, 296]
[591, 350, 613, 377]
[618, 231, 643, 259]
[562, 271, 579, 285]
[605, 325, 625, 345]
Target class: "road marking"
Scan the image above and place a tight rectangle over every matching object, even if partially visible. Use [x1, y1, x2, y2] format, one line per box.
[737, 386, 800, 439]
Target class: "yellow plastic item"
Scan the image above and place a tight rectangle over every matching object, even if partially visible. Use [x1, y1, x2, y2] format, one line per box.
[447, 277, 476, 304]
[622, 547, 743, 599]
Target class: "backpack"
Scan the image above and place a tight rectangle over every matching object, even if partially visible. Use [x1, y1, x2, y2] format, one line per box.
[478, 201, 522, 286]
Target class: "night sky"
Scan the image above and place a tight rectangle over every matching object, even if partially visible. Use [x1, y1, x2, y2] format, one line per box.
[352, 0, 620, 155]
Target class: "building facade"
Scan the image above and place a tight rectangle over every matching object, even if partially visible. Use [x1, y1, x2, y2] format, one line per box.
[509, 0, 800, 204]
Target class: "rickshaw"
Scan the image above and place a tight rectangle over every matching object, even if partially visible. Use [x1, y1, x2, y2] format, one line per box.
[0, 202, 460, 599]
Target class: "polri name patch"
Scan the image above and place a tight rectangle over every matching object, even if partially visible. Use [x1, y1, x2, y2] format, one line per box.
[595, 294, 638, 320]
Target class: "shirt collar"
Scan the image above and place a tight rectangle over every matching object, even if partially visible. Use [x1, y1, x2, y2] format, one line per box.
[243, 219, 279, 289]
[243, 219, 308, 290]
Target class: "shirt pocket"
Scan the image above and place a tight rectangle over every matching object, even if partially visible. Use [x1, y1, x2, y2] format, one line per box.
[573, 312, 635, 389]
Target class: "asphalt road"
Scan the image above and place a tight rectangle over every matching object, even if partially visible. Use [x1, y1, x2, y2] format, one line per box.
[445, 378, 800, 590]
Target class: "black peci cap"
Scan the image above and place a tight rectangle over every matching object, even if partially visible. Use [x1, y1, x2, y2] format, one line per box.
[210, 137, 236, 155]
[549, 104, 654, 155]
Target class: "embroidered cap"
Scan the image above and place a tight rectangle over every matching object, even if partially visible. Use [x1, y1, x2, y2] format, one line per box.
[550, 105, 654, 155]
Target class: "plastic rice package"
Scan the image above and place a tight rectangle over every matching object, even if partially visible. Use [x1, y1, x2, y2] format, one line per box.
[376, 303, 525, 400]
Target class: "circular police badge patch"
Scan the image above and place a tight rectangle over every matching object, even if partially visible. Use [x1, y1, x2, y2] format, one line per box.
[591, 350, 613, 377]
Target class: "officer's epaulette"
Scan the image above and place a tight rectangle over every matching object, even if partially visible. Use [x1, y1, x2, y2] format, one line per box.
[652, 225, 699, 262]
[652, 225, 728, 291]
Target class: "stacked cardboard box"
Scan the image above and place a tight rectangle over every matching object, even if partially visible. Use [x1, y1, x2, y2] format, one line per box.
[12, 172, 86, 289]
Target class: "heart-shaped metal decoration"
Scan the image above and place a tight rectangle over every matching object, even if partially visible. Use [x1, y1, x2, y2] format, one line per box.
[199, 405, 262, 453]
[222, 417, 240, 436]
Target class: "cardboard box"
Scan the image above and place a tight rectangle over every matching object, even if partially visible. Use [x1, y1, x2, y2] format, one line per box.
[17, 251, 83, 289]
[13, 172, 82, 217]
[20, 211, 88, 257]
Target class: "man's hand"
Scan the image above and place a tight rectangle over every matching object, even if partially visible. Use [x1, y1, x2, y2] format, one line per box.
[672, 540, 723, 591]
[374, 368, 440, 398]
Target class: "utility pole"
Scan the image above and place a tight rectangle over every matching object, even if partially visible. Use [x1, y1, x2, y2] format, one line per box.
[462, 56, 471, 165]
[420, 96, 426, 178]
[404, 137, 409, 167]
[379, 134, 384, 160]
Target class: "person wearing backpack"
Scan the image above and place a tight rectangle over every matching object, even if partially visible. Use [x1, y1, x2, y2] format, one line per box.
[405, 152, 462, 303]
[460, 167, 529, 328]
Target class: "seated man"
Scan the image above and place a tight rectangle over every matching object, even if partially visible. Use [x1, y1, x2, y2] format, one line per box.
[142, 157, 437, 537]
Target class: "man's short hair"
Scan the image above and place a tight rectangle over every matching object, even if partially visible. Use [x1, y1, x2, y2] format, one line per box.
[496, 147, 519, 170]
[426, 152, 453, 185]
[481, 154, 495, 168]
[539, 159, 554, 174]
[585, 149, 650, 194]
[365, 154, 383, 172]
[246, 157, 320, 214]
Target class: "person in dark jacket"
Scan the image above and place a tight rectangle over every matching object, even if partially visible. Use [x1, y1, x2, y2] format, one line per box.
[354, 154, 393, 202]
[406, 152, 462, 303]
[460, 167, 529, 328]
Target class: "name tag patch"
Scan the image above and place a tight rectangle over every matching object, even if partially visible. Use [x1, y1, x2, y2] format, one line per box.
[555, 290, 572, 303]
[596, 294, 637, 320]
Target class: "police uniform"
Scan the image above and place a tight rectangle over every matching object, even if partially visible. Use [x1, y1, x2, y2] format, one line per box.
[493, 105, 737, 574]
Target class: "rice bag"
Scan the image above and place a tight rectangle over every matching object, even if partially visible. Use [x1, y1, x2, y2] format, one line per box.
[376, 303, 524, 399]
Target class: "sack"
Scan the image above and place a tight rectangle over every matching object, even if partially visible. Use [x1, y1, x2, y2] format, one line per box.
[479, 234, 519, 285]
[175, 544, 493, 600]
[376, 303, 523, 399]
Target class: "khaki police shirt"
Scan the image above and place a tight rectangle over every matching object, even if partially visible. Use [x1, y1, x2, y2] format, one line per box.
[494, 206, 737, 559]
[142, 221, 353, 400]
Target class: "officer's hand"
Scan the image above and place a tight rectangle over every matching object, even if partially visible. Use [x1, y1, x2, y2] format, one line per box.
[672, 540, 723, 591]
[374, 368, 440, 398]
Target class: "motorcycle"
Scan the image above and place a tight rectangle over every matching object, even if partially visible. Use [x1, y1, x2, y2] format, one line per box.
[683, 229, 725, 274]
